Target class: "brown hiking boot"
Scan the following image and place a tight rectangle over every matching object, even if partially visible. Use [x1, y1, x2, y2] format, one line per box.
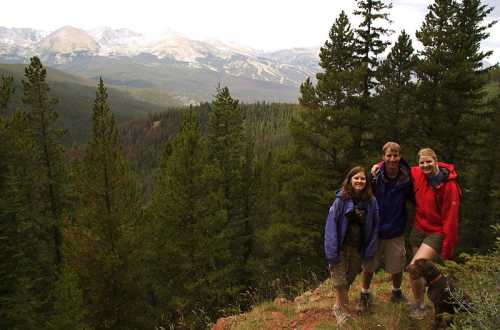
[355, 292, 371, 314]
[390, 289, 407, 303]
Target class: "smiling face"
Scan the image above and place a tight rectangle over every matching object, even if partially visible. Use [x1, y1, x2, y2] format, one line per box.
[383, 149, 401, 173]
[419, 155, 438, 176]
[351, 171, 367, 193]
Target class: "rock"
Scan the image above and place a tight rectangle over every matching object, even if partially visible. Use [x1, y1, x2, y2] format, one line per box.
[274, 297, 289, 306]
[212, 316, 236, 330]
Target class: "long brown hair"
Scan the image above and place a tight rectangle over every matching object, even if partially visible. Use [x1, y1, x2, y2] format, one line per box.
[340, 166, 373, 201]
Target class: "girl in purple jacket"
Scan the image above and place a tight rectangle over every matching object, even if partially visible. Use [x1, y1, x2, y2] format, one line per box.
[324, 166, 380, 324]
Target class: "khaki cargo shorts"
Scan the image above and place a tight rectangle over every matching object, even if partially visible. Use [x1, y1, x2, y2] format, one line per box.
[362, 235, 406, 274]
[330, 246, 362, 288]
[409, 227, 443, 253]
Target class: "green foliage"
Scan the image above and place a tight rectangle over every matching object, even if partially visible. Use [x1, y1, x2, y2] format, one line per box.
[0, 57, 67, 327]
[1, 4, 499, 328]
[147, 109, 233, 327]
[414, 0, 495, 161]
[0, 74, 14, 110]
[0, 63, 172, 143]
[411, 0, 498, 254]
[446, 227, 500, 329]
[47, 265, 92, 330]
[22, 56, 67, 265]
[354, 0, 393, 99]
[316, 11, 361, 107]
[66, 78, 150, 330]
[373, 30, 418, 152]
[208, 86, 253, 286]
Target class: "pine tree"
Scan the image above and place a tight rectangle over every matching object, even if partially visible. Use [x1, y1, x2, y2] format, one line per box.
[261, 12, 369, 283]
[298, 78, 319, 109]
[66, 78, 148, 330]
[0, 59, 67, 328]
[0, 109, 56, 329]
[47, 265, 92, 330]
[207, 86, 251, 291]
[415, 0, 496, 253]
[22, 56, 66, 265]
[316, 11, 360, 107]
[353, 0, 393, 101]
[460, 91, 500, 253]
[0, 75, 14, 111]
[294, 10, 365, 181]
[414, 0, 494, 161]
[374, 30, 418, 150]
[148, 109, 232, 327]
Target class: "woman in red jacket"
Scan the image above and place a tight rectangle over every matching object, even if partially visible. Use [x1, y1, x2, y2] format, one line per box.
[408, 148, 461, 319]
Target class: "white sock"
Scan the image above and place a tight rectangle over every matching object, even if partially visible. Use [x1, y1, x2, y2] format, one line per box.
[361, 288, 370, 294]
[392, 287, 401, 292]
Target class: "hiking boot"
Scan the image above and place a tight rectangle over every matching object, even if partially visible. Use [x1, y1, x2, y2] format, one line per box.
[408, 303, 426, 320]
[355, 292, 371, 314]
[390, 289, 407, 303]
[333, 305, 351, 326]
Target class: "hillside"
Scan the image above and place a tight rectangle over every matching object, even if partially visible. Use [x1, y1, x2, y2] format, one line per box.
[0, 63, 178, 143]
[212, 270, 435, 330]
[211, 245, 500, 330]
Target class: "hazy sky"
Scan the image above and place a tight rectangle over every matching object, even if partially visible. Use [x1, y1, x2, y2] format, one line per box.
[2, 0, 499, 61]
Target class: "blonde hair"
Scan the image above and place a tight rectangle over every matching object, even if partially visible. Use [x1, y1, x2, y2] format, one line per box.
[382, 141, 401, 155]
[417, 148, 438, 162]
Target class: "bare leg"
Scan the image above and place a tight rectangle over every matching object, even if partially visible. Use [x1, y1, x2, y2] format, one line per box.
[410, 244, 438, 305]
[335, 285, 349, 310]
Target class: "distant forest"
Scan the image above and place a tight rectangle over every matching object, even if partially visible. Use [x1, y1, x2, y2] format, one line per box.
[1, 0, 499, 329]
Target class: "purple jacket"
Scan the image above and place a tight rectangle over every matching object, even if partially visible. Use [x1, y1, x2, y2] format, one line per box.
[324, 191, 380, 264]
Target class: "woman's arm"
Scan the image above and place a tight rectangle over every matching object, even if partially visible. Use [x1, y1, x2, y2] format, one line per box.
[440, 182, 461, 259]
[325, 199, 341, 264]
[364, 199, 380, 260]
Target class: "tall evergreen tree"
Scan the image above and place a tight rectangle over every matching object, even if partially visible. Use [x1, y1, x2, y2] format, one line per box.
[148, 109, 232, 327]
[1, 115, 59, 329]
[47, 265, 92, 330]
[207, 86, 251, 290]
[22, 56, 66, 265]
[460, 90, 500, 253]
[66, 78, 148, 330]
[414, 0, 494, 161]
[258, 12, 367, 285]
[374, 30, 418, 149]
[353, 0, 393, 101]
[316, 11, 360, 108]
[0, 59, 67, 328]
[415, 0, 496, 253]
[0, 75, 14, 111]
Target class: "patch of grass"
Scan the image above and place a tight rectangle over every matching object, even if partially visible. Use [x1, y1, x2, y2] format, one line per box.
[230, 300, 295, 330]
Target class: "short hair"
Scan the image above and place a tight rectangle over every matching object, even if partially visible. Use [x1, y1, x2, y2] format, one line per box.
[382, 141, 401, 155]
[417, 148, 438, 162]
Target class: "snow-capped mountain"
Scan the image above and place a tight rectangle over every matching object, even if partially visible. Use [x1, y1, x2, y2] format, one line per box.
[37, 26, 100, 54]
[0, 26, 320, 102]
[0, 27, 47, 60]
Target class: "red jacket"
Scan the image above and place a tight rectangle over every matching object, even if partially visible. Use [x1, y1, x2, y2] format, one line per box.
[411, 162, 461, 259]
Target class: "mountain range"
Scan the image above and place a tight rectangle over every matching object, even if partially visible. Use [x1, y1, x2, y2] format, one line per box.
[0, 26, 320, 103]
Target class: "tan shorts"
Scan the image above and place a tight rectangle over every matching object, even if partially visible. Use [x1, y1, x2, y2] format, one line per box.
[409, 228, 443, 253]
[363, 235, 406, 274]
[330, 246, 362, 288]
